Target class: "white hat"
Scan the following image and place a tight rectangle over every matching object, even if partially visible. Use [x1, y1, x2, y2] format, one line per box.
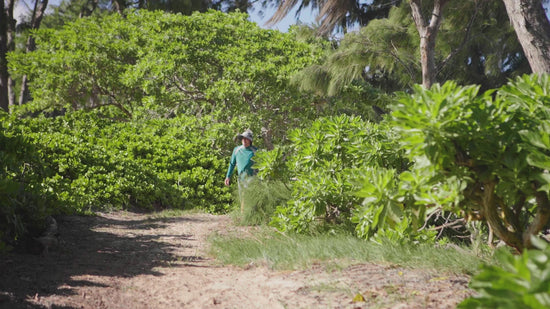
[235, 129, 253, 142]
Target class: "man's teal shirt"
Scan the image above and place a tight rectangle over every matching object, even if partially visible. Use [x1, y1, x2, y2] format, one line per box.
[226, 145, 257, 179]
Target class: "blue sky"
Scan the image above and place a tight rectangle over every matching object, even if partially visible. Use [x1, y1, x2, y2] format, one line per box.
[248, 3, 315, 32]
[14, 0, 549, 32]
[14, 0, 314, 32]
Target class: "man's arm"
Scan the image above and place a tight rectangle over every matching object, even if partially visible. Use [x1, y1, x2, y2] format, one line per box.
[225, 149, 237, 186]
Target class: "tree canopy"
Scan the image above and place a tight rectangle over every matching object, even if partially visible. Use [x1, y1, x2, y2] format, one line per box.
[291, 1, 530, 95]
[8, 10, 323, 128]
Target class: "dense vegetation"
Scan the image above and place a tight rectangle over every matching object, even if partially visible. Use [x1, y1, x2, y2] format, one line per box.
[2, 10, 329, 248]
[8, 10, 322, 127]
[0, 111, 238, 245]
[255, 74, 550, 252]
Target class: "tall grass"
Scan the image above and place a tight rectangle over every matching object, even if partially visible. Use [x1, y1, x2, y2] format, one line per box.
[232, 178, 291, 226]
[209, 228, 498, 275]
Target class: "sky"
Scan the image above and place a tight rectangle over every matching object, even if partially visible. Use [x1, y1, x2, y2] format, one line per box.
[13, 0, 315, 32]
[247, 3, 315, 32]
[13, 0, 550, 33]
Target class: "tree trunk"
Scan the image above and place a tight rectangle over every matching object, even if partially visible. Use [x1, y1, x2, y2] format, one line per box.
[478, 179, 550, 252]
[502, 0, 550, 74]
[8, 76, 16, 110]
[480, 181, 524, 252]
[409, 0, 449, 89]
[79, 0, 99, 18]
[19, 0, 49, 106]
[113, 0, 127, 15]
[0, 1, 8, 113]
[6, 0, 16, 110]
[0, 0, 16, 112]
[523, 188, 550, 249]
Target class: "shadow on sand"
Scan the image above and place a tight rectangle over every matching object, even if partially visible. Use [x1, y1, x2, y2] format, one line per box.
[0, 213, 207, 308]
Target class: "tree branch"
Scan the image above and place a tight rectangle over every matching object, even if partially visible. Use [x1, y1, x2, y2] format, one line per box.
[409, 0, 427, 34]
[428, 0, 449, 31]
[437, 0, 481, 75]
[388, 41, 417, 82]
[523, 185, 550, 248]
[481, 180, 523, 252]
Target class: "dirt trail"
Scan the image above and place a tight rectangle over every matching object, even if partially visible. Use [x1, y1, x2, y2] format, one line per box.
[0, 212, 471, 308]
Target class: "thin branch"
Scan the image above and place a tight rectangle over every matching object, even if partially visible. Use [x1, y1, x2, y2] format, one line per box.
[437, 0, 481, 75]
[388, 40, 417, 81]
[431, 218, 466, 231]
[418, 206, 442, 231]
[104, 91, 132, 118]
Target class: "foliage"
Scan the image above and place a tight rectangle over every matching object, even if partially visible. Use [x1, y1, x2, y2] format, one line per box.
[386, 74, 550, 251]
[261, 73, 549, 250]
[292, 1, 527, 95]
[325, 5, 419, 92]
[288, 25, 396, 121]
[4, 111, 236, 215]
[267, 0, 400, 36]
[41, 0, 112, 29]
[0, 112, 55, 250]
[8, 10, 322, 141]
[254, 145, 291, 181]
[353, 167, 406, 241]
[437, 1, 529, 91]
[258, 115, 405, 233]
[459, 237, 550, 309]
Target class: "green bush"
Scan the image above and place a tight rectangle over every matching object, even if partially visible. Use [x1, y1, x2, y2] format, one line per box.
[385, 74, 550, 251]
[459, 237, 550, 308]
[258, 74, 550, 249]
[9, 111, 235, 213]
[8, 10, 322, 139]
[257, 115, 405, 233]
[0, 113, 55, 250]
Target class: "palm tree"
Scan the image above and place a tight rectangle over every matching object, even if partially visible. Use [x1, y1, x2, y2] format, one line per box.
[266, 0, 401, 35]
[266, 0, 448, 88]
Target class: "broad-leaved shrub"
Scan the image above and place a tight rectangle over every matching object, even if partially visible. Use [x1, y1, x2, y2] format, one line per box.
[459, 237, 550, 308]
[261, 115, 404, 233]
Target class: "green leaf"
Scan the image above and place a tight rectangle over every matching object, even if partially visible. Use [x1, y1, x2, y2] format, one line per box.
[520, 130, 550, 150]
[526, 151, 550, 170]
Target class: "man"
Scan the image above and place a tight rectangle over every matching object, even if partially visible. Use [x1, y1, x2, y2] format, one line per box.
[225, 129, 257, 213]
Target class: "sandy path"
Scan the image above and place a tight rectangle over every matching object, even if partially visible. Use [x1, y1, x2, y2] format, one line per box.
[0, 212, 470, 308]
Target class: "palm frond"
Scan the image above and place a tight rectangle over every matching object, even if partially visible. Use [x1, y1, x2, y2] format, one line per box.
[266, 0, 319, 26]
[317, 0, 352, 34]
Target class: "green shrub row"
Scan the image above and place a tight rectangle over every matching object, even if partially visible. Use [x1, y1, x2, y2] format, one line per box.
[28, 111, 235, 212]
[0, 111, 238, 248]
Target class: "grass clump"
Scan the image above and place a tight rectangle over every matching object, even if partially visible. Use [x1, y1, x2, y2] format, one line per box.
[232, 178, 291, 226]
[209, 228, 497, 275]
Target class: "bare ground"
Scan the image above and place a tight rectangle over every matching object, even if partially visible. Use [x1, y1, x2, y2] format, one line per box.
[0, 212, 472, 308]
